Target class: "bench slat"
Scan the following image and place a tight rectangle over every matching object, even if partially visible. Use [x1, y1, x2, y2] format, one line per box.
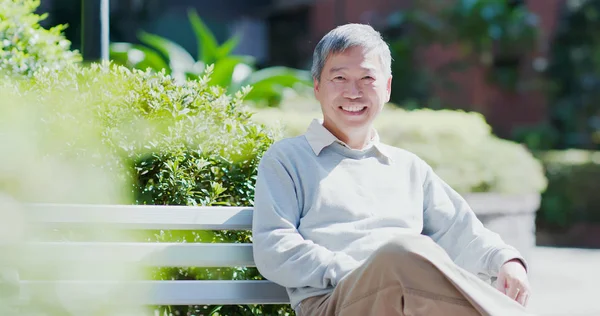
[20, 280, 290, 305]
[15, 242, 255, 267]
[27, 204, 253, 230]
[19, 204, 289, 307]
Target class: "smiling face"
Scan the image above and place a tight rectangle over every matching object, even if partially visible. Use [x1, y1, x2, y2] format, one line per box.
[314, 45, 392, 143]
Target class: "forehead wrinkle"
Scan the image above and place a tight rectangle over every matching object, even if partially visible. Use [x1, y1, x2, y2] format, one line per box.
[326, 53, 383, 75]
[329, 66, 347, 73]
[329, 65, 378, 74]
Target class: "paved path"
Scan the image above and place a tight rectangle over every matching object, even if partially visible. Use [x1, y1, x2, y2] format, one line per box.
[527, 247, 600, 316]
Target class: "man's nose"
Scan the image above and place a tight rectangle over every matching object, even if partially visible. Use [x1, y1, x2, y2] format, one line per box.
[343, 81, 362, 99]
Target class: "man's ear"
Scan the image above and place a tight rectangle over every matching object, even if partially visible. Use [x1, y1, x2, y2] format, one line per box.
[313, 79, 320, 95]
[385, 76, 392, 102]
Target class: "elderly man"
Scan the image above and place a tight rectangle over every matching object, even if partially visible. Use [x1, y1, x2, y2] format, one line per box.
[252, 23, 531, 316]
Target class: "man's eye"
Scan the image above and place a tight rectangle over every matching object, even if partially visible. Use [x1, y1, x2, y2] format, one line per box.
[333, 76, 345, 81]
[362, 76, 374, 80]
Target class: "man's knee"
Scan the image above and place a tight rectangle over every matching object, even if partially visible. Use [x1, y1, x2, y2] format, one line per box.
[370, 234, 444, 267]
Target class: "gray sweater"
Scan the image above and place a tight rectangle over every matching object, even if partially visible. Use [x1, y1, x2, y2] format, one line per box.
[252, 119, 525, 310]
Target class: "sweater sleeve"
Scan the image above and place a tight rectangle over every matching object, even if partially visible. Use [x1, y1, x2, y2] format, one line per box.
[419, 160, 527, 279]
[252, 151, 358, 289]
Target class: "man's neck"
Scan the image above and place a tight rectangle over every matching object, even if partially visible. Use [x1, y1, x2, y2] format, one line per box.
[323, 121, 373, 150]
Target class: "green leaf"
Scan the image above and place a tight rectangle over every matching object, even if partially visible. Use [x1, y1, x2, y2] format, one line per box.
[216, 34, 241, 60]
[137, 31, 196, 78]
[234, 66, 312, 103]
[243, 83, 286, 105]
[240, 66, 312, 87]
[109, 48, 130, 66]
[209, 56, 254, 88]
[187, 9, 219, 64]
[109, 42, 170, 73]
[209, 305, 223, 315]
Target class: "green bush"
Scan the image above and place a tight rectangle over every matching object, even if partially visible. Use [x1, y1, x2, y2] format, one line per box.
[252, 106, 547, 194]
[0, 62, 292, 315]
[545, 0, 600, 150]
[1, 1, 290, 312]
[537, 150, 600, 228]
[0, 0, 81, 76]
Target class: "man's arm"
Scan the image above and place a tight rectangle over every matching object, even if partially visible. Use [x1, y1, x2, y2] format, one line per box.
[252, 152, 357, 289]
[419, 160, 527, 279]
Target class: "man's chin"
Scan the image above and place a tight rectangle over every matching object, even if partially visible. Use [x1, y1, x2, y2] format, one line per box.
[337, 116, 373, 130]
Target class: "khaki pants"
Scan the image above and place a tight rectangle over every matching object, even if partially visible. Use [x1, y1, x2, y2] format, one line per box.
[298, 235, 533, 316]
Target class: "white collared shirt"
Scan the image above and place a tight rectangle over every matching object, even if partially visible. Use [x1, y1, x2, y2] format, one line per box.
[303, 119, 392, 163]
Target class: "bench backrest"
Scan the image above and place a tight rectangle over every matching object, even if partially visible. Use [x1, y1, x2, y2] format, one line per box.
[12, 204, 289, 308]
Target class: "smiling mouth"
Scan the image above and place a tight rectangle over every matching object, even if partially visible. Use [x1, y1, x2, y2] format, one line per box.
[340, 106, 367, 114]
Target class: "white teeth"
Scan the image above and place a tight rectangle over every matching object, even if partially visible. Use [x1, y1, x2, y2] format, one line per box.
[341, 106, 365, 112]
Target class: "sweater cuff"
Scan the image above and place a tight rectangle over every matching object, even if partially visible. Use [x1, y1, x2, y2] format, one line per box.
[326, 252, 359, 287]
[490, 248, 528, 276]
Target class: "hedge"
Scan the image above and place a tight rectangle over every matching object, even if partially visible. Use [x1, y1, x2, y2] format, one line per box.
[0, 63, 291, 315]
[537, 150, 600, 229]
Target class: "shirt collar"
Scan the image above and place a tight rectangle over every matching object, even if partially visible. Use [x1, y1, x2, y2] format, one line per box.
[304, 119, 392, 162]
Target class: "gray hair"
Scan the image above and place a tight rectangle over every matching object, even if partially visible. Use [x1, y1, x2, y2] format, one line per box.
[311, 23, 392, 81]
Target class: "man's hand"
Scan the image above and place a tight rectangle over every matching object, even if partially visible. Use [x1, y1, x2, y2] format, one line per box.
[496, 259, 530, 306]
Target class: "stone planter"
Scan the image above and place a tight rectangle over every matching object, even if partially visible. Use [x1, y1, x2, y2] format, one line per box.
[463, 193, 541, 262]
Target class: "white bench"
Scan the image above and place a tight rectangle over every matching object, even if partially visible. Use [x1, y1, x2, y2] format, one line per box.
[8, 204, 289, 310]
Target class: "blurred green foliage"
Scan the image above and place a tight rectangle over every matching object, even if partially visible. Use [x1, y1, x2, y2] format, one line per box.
[110, 9, 312, 107]
[536, 150, 600, 229]
[0, 62, 291, 315]
[252, 106, 547, 195]
[0, 2, 287, 314]
[511, 122, 562, 151]
[383, 0, 539, 107]
[0, 0, 81, 76]
[544, 0, 600, 150]
[445, 0, 538, 61]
